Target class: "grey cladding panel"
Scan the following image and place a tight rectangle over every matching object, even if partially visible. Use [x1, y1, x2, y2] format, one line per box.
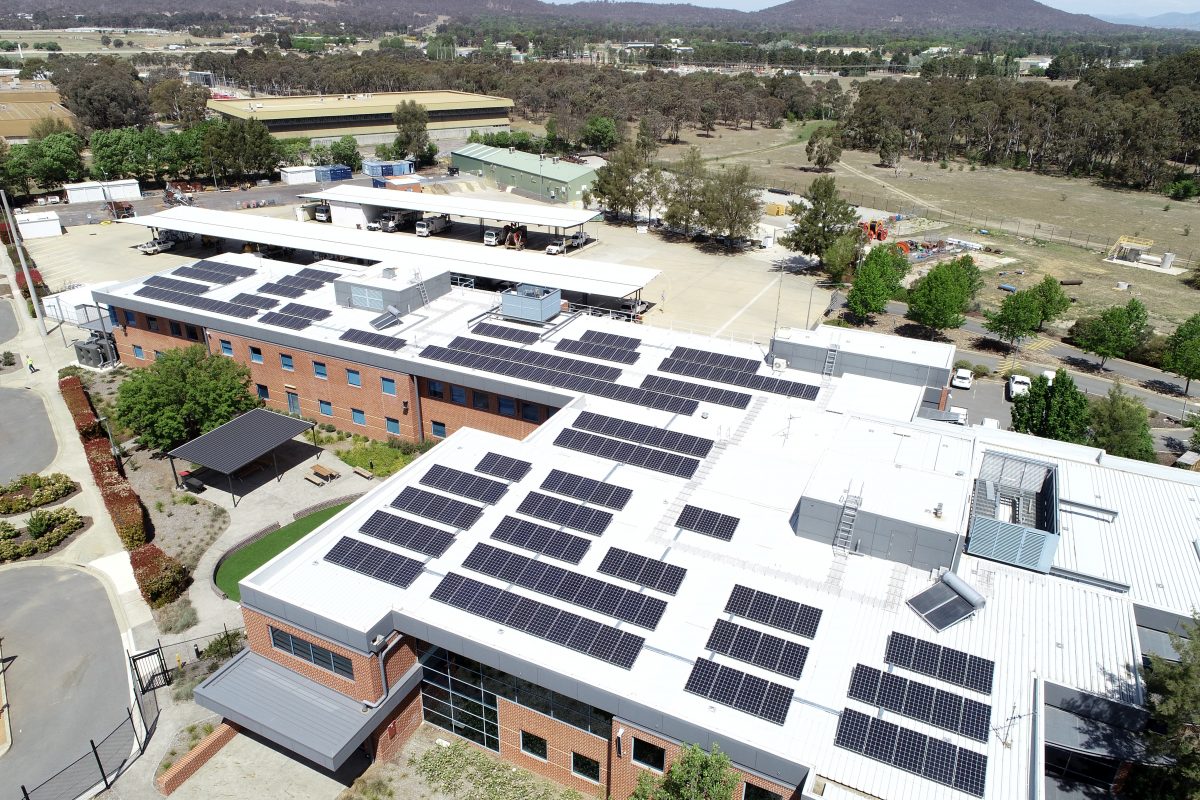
[459, 636, 501, 668]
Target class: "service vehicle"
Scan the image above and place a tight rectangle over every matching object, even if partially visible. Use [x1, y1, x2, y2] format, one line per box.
[415, 214, 451, 237]
[483, 229, 500, 246]
[313, 204, 331, 222]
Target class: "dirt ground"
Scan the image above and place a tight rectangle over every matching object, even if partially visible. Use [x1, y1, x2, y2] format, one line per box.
[0, 28, 231, 54]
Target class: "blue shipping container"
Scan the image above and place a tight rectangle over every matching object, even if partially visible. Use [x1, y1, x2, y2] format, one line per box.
[314, 165, 332, 181]
[372, 177, 386, 188]
[328, 165, 353, 181]
[363, 161, 393, 178]
[393, 160, 415, 175]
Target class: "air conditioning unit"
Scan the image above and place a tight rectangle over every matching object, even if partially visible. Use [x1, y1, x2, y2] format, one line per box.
[772, 358, 787, 371]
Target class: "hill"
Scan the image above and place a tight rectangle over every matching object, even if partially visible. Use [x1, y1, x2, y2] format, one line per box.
[756, 0, 1119, 31]
[1099, 10, 1200, 30]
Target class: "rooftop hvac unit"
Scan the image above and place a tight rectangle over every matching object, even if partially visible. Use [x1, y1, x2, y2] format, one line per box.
[501, 284, 561, 323]
[772, 358, 787, 371]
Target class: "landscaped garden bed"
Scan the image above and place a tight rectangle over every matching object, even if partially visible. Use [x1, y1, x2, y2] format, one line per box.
[0, 506, 88, 563]
[0, 472, 79, 515]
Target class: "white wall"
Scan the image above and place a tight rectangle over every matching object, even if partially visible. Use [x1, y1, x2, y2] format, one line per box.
[16, 214, 62, 239]
[329, 200, 368, 229]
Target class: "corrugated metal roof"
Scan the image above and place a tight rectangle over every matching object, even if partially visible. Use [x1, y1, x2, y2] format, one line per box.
[208, 90, 512, 121]
[169, 408, 314, 475]
[453, 143, 598, 183]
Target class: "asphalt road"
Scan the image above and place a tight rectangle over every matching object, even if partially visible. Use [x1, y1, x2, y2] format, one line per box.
[0, 567, 129, 795]
[0, 388, 57, 483]
[0, 302, 16, 347]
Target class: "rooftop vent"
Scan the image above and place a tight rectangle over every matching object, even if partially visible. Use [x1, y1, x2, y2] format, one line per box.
[966, 451, 1060, 573]
[500, 284, 561, 324]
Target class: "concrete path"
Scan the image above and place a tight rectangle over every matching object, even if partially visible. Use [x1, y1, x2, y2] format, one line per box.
[0, 387, 57, 482]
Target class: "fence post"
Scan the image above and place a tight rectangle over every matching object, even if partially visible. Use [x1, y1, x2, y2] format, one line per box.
[90, 739, 110, 790]
[21, 786, 31, 800]
[128, 707, 144, 755]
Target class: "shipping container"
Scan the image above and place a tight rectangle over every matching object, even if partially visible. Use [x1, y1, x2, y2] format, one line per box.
[280, 166, 318, 186]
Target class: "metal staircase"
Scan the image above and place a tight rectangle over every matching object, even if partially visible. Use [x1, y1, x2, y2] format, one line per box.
[833, 489, 862, 552]
[822, 345, 839, 377]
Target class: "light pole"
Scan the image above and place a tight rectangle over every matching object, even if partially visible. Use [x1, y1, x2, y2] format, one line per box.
[806, 281, 849, 328]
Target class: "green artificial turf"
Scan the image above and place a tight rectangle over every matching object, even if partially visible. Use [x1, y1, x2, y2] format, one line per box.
[214, 504, 348, 601]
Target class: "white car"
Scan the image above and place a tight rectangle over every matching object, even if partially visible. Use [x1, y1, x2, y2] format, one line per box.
[1007, 374, 1032, 400]
[950, 368, 974, 390]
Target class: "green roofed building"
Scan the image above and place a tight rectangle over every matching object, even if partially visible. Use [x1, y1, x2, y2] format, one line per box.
[451, 144, 599, 204]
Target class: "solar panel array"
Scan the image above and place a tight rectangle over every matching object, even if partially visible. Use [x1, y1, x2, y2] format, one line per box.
[554, 429, 700, 479]
[517, 491, 612, 535]
[432, 573, 644, 669]
[391, 486, 483, 529]
[421, 464, 509, 504]
[472, 321, 540, 345]
[705, 619, 809, 680]
[279, 302, 332, 321]
[296, 267, 340, 282]
[462, 543, 667, 629]
[475, 452, 532, 482]
[279, 274, 325, 292]
[324, 536, 424, 588]
[658, 358, 819, 400]
[258, 281, 306, 299]
[574, 411, 714, 458]
[447, 337, 621, 381]
[725, 585, 823, 639]
[258, 311, 312, 330]
[581, 329, 641, 350]
[847, 664, 991, 742]
[641, 375, 752, 410]
[422, 345, 697, 415]
[598, 547, 686, 595]
[491, 515, 590, 564]
[834, 708, 987, 797]
[360, 509, 455, 558]
[145, 275, 210, 294]
[195, 260, 256, 278]
[670, 346, 761, 373]
[174, 265, 237, 285]
[676, 505, 740, 542]
[231, 293, 278, 310]
[134, 286, 258, 318]
[555, 338, 640, 365]
[884, 633, 995, 695]
[540, 469, 632, 510]
[340, 328, 406, 351]
[684, 658, 793, 725]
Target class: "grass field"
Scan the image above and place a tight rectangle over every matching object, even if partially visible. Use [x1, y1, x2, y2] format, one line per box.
[214, 504, 348, 601]
[0, 29, 234, 54]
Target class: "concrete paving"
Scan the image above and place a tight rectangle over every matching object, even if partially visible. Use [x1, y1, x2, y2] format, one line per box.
[0, 566, 130, 795]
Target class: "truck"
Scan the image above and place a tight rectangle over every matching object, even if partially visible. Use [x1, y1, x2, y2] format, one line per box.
[415, 214, 451, 237]
[545, 231, 589, 255]
[313, 204, 332, 223]
[379, 209, 421, 233]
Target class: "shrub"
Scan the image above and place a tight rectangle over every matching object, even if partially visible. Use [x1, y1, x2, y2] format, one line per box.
[1, 351, 14, 367]
[154, 597, 199, 633]
[25, 510, 54, 539]
[972, 363, 991, 378]
[0, 520, 17, 539]
[105, 482, 148, 549]
[59, 376, 102, 439]
[203, 630, 244, 659]
[130, 544, 190, 608]
[0, 495, 30, 515]
[0, 539, 37, 561]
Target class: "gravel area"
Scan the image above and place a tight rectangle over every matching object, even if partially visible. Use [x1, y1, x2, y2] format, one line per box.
[124, 448, 230, 570]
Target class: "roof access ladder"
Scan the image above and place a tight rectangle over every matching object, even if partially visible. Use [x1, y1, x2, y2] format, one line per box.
[412, 269, 430, 307]
[833, 485, 862, 552]
[823, 345, 839, 377]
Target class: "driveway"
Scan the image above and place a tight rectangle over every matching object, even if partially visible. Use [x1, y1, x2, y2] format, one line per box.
[0, 301, 16, 346]
[0, 566, 130, 794]
[0, 388, 57, 483]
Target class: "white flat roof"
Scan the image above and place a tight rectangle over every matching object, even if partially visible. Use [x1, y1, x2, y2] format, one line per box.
[122, 207, 657, 299]
[299, 184, 600, 229]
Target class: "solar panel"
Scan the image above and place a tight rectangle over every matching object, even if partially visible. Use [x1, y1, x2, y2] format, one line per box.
[960, 700, 992, 743]
[173, 265, 237, 284]
[555, 338, 640, 365]
[704, 619, 808, 679]
[670, 346, 762, 373]
[658, 357, 819, 400]
[421, 345, 696, 415]
[195, 259, 256, 278]
[846, 661, 990, 740]
[553, 429, 700, 479]
[359, 510, 455, 557]
[878, 671, 908, 712]
[370, 309, 400, 330]
[540, 469, 632, 511]
[491, 515, 590, 564]
[640, 374, 752, 410]
[278, 274, 324, 291]
[145, 275, 210, 294]
[340, 328, 406, 351]
[132, 285, 258, 318]
[323, 536, 423, 587]
[573, 411, 714, 458]
[581, 329, 641, 350]
[258, 312, 312, 330]
[884, 632, 995, 695]
[258, 281, 306, 299]
[391, 486, 483, 529]
[724, 585, 823, 639]
[833, 708, 988, 797]
[848, 664, 882, 704]
[676, 505, 740, 541]
[433, 572, 644, 669]
[598, 548, 686, 595]
[446, 336, 622, 381]
[684, 659, 793, 725]
[472, 321, 541, 345]
[421, 464, 509, 504]
[517, 491, 612, 535]
[475, 452, 532, 482]
[231, 293, 278, 310]
[296, 267, 340, 282]
[279, 302, 332, 321]
[908, 581, 980, 632]
[463, 543, 665, 629]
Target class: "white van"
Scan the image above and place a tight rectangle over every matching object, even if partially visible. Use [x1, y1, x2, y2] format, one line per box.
[483, 229, 500, 246]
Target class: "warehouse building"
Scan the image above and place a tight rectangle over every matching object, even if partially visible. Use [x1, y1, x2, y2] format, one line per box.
[206, 90, 513, 148]
[452, 144, 598, 204]
[0, 78, 76, 144]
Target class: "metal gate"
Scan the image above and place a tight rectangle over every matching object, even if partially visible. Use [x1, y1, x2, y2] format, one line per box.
[130, 646, 172, 693]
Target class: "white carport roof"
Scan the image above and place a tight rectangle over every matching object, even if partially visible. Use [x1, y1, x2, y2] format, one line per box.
[299, 184, 600, 229]
[122, 207, 657, 299]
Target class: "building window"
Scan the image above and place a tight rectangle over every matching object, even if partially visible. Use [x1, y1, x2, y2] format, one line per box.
[132, 345, 145, 359]
[472, 391, 490, 411]
[633, 739, 666, 772]
[313, 361, 327, 379]
[146, 316, 159, 332]
[520, 731, 547, 760]
[381, 377, 396, 396]
[572, 752, 601, 783]
[123, 309, 137, 327]
[169, 320, 182, 337]
[250, 346, 263, 364]
[352, 408, 366, 426]
[744, 785, 783, 800]
[257, 384, 269, 400]
[498, 396, 516, 417]
[280, 353, 294, 371]
[347, 369, 361, 387]
[427, 380, 444, 400]
[450, 386, 467, 406]
[186, 325, 199, 341]
[386, 417, 400, 435]
[108, 306, 119, 325]
[269, 626, 353, 679]
[154, 351, 163, 360]
[219, 339, 233, 356]
[431, 421, 447, 438]
[319, 400, 333, 416]
[521, 402, 540, 423]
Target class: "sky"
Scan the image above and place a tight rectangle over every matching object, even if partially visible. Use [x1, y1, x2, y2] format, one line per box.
[542, 0, 1196, 17]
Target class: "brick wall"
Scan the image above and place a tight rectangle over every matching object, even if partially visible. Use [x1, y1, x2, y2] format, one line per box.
[155, 722, 240, 795]
[496, 698, 610, 796]
[417, 378, 542, 442]
[371, 686, 424, 762]
[110, 308, 205, 364]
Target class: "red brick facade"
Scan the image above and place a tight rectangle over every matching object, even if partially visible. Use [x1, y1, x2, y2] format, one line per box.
[496, 698, 610, 795]
[370, 686, 424, 762]
[155, 722, 240, 795]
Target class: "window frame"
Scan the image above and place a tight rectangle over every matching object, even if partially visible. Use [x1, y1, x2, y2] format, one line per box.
[146, 315, 159, 332]
[427, 379, 444, 400]
[520, 730, 548, 761]
[385, 417, 400, 435]
[132, 344, 145, 360]
[498, 396, 516, 417]
[572, 752, 601, 783]
[219, 339, 233, 357]
[250, 346, 263, 364]
[472, 391, 490, 411]
[450, 385, 467, 406]
[169, 320, 182, 337]
[431, 421, 447, 438]
[280, 353, 294, 371]
[632, 738, 666, 772]
[269, 626, 353, 679]
[351, 408, 366, 426]
[319, 399, 333, 416]
[521, 402, 540, 423]
[313, 361, 327, 379]
[743, 785, 783, 800]
[256, 384, 269, 400]
[381, 377, 397, 396]
[346, 368, 361, 388]
[123, 309, 137, 327]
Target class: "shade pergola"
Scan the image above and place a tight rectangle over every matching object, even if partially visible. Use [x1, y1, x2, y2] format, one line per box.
[168, 409, 316, 506]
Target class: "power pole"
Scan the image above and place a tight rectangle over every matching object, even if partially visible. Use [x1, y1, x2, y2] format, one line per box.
[1, 189, 47, 336]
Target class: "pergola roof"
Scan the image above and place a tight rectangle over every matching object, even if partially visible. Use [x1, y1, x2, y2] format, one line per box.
[169, 409, 314, 475]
